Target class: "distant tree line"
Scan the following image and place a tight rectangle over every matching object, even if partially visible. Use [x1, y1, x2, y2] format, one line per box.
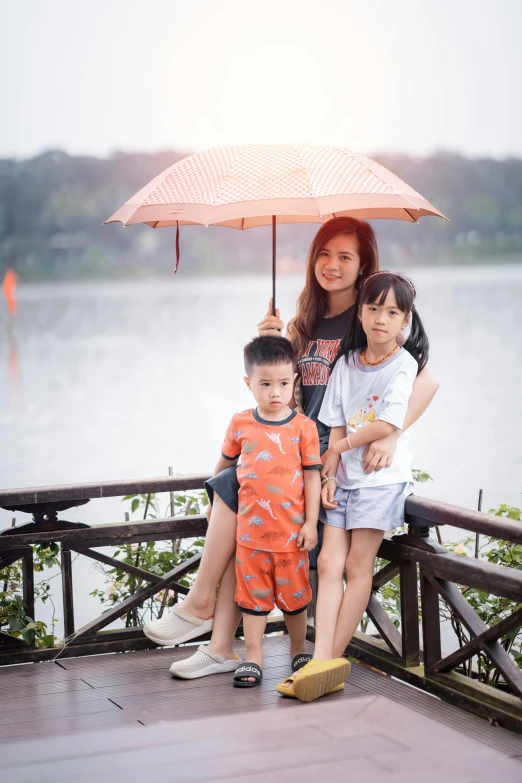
[0, 149, 521, 280]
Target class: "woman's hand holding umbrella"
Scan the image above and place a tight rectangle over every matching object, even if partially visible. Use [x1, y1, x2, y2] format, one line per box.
[257, 299, 284, 336]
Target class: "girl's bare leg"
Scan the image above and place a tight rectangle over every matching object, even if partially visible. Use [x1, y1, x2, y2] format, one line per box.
[332, 528, 384, 658]
[179, 494, 237, 620]
[313, 526, 351, 660]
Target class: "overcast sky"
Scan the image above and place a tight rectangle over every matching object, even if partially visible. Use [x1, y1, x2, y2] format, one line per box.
[1, 0, 521, 160]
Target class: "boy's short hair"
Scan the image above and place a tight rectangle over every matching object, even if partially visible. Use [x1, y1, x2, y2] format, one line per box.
[244, 336, 297, 376]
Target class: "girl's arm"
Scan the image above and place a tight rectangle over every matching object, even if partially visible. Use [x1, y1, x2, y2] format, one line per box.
[363, 365, 439, 473]
[330, 419, 396, 457]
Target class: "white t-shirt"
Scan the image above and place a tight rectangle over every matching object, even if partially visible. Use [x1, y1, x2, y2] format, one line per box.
[318, 348, 418, 489]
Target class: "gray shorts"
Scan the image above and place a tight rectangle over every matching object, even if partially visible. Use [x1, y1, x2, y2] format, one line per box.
[322, 482, 414, 532]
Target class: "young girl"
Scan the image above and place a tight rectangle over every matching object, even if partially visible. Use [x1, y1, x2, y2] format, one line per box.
[276, 271, 429, 701]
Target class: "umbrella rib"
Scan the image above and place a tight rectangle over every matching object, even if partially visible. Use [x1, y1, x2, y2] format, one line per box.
[295, 146, 322, 217]
[213, 147, 245, 209]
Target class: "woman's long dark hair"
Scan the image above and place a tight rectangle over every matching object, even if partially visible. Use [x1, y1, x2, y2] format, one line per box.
[287, 217, 379, 358]
[340, 271, 429, 374]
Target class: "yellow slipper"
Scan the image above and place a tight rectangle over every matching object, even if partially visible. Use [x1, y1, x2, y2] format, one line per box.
[292, 658, 351, 702]
[275, 666, 345, 699]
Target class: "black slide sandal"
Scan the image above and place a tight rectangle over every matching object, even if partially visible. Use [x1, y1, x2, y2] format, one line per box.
[233, 662, 263, 688]
[292, 653, 312, 672]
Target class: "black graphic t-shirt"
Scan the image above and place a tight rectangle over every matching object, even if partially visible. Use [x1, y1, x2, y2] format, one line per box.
[298, 306, 353, 450]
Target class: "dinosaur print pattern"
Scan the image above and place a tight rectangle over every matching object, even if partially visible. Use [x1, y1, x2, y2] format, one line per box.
[221, 408, 321, 554]
[265, 431, 286, 454]
[235, 544, 312, 614]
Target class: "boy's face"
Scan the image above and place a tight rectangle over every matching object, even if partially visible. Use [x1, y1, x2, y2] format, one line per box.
[244, 362, 296, 414]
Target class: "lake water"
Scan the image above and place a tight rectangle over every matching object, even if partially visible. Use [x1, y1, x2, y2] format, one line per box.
[1, 264, 522, 632]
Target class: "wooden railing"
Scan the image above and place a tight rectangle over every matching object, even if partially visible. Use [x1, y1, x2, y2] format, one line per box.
[1, 475, 521, 732]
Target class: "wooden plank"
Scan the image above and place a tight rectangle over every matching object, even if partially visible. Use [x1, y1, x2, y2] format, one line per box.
[399, 559, 420, 666]
[0, 515, 207, 551]
[61, 547, 75, 639]
[433, 605, 522, 674]
[379, 537, 522, 601]
[72, 553, 203, 638]
[420, 568, 441, 668]
[0, 709, 142, 741]
[73, 547, 163, 584]
[22, 549, 35, 628]
[0, 474, 211, 507]
[372, 560, 400, 590]
[406, 495, 522, 544]
[428, 575, 522, 698]
[365, 595, 402, 660]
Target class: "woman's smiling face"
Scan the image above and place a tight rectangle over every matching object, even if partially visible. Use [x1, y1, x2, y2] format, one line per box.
[314, 233, 361, 294]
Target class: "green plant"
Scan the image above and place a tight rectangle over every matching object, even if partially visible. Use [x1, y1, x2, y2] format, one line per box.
[0, 543, 60, 647]
[90, 489, 208, 626]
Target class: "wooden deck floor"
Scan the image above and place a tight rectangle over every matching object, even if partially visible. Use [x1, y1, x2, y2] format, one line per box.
[1, 635, 522, 781]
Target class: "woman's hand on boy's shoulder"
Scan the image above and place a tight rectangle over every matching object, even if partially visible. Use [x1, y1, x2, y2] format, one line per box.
[257, 298, 284, 336]
[297, 520, 318, 552]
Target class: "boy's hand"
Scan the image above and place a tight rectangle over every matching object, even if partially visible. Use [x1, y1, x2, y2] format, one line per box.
[321, 447, 341, 480]
[321, 479, 339, 510]
[297, 521, 318, 552]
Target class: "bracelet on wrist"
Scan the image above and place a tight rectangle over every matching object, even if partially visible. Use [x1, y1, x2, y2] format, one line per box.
[347, 433, 355, 450]
[321, 476, 338, 487]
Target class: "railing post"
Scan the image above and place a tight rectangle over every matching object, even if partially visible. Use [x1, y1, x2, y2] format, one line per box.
[420, 567, 441, 669]
[400, 559, 420, 666]
[61, 546, 75, 639]
[22, 548, 35, 639]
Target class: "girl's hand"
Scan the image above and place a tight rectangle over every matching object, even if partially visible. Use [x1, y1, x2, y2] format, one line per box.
[321, 447, 340, 479]
[363, 431, 399, 473]
[257, 298, 284, 336]
[297, 521, 318, 551]
[321, 480, 338, 510]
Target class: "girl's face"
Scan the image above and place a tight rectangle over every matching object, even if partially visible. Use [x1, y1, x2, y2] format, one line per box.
[360, 289, 410, 345]
[314, 233, 361, 294]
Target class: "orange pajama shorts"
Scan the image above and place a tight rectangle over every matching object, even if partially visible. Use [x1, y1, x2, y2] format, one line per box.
[234, 543, 312, 616]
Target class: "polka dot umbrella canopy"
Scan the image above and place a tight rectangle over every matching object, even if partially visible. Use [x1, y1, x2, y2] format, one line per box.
[105, 144, 446, 308]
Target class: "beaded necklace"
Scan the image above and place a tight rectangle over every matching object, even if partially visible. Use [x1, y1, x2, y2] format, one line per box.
[361, 343, 400, 367]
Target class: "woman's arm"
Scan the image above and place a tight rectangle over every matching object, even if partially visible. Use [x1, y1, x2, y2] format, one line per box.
[362, 365, 439, 473]
[213, 455, 238, 476]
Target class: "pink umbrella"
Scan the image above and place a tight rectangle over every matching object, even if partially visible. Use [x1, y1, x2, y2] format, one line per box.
[106, 145, 446, 309]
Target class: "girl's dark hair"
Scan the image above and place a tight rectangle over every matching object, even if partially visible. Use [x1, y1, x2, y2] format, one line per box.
[287, 217, 379, 358]
[244, 335, 297, 376]
[340, 271, 429, 373]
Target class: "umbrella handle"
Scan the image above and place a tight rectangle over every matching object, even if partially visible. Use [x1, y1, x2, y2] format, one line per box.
[272, 215, 276, 316]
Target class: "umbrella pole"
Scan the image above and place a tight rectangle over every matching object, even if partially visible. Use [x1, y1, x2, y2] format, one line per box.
[272, 215, 276, 316]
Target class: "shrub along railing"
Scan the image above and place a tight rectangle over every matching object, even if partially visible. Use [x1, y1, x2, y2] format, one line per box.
[0, 475, 521, 732]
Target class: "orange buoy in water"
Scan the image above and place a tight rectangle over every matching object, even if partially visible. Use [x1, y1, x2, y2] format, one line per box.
[2, 269, 18, 317]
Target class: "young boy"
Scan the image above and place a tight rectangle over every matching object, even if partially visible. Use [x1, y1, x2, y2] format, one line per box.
[215, 335, 322, 687]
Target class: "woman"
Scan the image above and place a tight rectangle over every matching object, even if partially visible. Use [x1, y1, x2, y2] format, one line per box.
[144, 217, 439, 678]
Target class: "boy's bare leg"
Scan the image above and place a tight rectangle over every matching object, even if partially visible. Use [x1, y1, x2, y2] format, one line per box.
[206, 554, 242, 659]
[240, 612, 267, 682]
[179, 494, 237, 620]
[332, 528, 384, 658]
[283, 609, 309, 661]
[313, 526, 351, 660]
